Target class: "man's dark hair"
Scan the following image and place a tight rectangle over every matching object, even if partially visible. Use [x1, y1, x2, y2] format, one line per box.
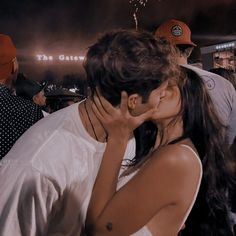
[84, 29, 179, 106]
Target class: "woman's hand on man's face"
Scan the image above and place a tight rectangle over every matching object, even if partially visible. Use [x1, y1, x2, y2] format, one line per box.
[91, 91, 157, 140]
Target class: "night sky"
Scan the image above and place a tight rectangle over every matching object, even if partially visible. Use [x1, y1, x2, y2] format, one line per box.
[0, 0, 236, 79]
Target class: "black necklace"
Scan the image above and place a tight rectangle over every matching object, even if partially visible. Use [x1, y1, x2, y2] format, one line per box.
[84, 101, 99, 141]
[157, 134, 187, 149]
[167, 135, 187, 145]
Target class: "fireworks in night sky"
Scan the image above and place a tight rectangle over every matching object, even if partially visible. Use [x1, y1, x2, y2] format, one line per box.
[129, 0, 149, 30]
[129, 0, 163, 30]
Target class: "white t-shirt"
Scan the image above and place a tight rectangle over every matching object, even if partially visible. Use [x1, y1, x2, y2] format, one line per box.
[0, 102, 136, 236]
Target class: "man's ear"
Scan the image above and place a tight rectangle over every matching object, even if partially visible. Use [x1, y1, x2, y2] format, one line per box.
[32, 94, 38, 104]
[158, 80, 168, 99]
[127, 94, 139, 110]
[185, 47, 194, 58]
[12, 58, 18, 74]
[160, 80, 168, 90]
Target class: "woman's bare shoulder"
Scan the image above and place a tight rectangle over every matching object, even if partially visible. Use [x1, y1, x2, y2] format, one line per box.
[148, 142, 202, 176]
[134, 141, 202, 203]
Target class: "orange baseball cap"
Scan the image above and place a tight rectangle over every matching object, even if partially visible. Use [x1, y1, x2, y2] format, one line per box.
[155, 19, 196, 46]
[0, 34, 17, 80]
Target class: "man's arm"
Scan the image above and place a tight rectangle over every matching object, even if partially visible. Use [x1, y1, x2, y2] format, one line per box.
[0, 167, 59, 236]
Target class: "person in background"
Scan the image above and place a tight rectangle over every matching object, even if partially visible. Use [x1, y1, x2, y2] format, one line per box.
[15, 73, 48, 116]
[155, 19, 236, 146]
[0, 34, 43, 159]
[0, 29, 172, 236]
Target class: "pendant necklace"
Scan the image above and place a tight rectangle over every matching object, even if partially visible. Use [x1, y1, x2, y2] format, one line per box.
[84, 101, 99, 141]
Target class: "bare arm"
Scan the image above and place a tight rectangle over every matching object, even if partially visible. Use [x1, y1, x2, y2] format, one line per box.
[86, 136, 128, 234]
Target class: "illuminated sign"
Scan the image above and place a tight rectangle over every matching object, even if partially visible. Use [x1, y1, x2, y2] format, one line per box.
[36, 54, 85, 61]
[215, 42, 235, 50]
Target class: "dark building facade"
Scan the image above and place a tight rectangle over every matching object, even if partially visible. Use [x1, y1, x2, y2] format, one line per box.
[201, 41, 236, 71]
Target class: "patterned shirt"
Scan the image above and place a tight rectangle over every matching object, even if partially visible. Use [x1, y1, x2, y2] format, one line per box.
[0, 85, 43, 159]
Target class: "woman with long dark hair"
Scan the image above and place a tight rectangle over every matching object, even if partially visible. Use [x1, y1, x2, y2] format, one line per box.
[85, 67, 233, 235]
[179, 69, 233, 235]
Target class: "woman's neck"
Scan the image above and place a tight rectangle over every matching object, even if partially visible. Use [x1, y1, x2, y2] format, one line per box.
[154, 118, 184, 148]
[79, 99, 108, 143]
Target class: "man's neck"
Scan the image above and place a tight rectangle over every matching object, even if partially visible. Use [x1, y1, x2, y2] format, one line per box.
[79, 99, 108, 143]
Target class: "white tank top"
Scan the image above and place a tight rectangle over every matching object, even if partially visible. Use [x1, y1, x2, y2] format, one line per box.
[117, 144, 203, 236]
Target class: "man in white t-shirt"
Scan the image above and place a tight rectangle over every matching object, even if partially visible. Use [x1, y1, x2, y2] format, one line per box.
[0, 30, 176, 235]
[155, 19, 236, 145]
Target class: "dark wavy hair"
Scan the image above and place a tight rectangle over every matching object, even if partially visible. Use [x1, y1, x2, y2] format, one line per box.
[84, 29, 179, 106]
[133, 67, 234, 235]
